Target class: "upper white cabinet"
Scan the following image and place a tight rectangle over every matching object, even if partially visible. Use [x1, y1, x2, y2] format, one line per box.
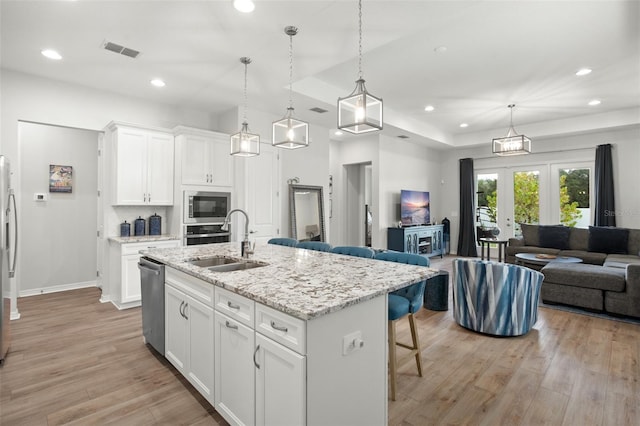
[175, 126, 233, 187]
[107, 122, 174, 205]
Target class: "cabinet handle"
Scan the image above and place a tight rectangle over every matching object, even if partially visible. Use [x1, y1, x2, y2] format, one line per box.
[183, 303, 189, 320]
[225, 320, 238, 330]
[227, 301, 240, 310]
[179, 301, 185, 318]
[148, 193, 151, 203]
[270, 321, 288, 333]
[253, 344, 260, 369]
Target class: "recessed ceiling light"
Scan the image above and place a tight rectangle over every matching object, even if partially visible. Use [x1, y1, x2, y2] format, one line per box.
[576, 68, 592, 76]
[588, 99, 601, 106]
[424, 105, 435, 112]
[434, 46, 448, 54]
[459, 123, 469, 128]
[334, 130, 343, 136]
[150, 79, 166, 87]
[233, 0, 255, 13]
[41, 49, 62, 60]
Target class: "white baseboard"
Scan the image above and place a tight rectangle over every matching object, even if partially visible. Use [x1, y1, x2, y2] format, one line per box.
[19, 280, 97, 297]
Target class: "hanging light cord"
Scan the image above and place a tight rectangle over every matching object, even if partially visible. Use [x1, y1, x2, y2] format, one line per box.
[243, 60, 248, 123]
[358, 0, 363, 79]
[288, 32, 294, 109]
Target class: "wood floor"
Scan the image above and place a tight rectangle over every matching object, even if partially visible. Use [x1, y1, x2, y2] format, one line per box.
[1, 255, 639, 425]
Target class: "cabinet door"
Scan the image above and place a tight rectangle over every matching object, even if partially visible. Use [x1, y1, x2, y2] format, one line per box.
[115, 129, 147, 205]
[186, 295, 214, 405]
[121, 254, 142, 303]
[146, 132, 174, 205]
[182, 135, 210, 185]
[255, 333, 305, 426]
[214, 312, 255, 426]
[165, 285, 188, 373]
[210, 136, 233, 187]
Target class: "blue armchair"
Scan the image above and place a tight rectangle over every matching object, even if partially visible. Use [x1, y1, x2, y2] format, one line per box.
[375, 251, 429, 400]
[452, 258, 544, 336]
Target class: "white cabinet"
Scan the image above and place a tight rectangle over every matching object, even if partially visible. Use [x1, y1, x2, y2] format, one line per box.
[255, 333, 306, 426]
[165, 268, 215, 405]
[109, 123, 174, 205]
[110, 239, 180, 309]
[176, 128, 233, 187]
[214, 311, 255, 426]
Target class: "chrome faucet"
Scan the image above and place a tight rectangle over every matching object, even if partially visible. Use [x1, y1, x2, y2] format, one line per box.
[221, 208, 252, 258]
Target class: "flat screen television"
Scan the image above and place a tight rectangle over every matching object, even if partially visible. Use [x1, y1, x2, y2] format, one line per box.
[400, 189, 430, 226]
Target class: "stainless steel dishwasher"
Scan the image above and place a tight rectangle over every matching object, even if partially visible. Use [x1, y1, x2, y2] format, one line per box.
[138, 257, 165, 355]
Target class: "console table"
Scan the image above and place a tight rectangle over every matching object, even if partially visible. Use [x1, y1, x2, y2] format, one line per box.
[387, 225, 444, 259]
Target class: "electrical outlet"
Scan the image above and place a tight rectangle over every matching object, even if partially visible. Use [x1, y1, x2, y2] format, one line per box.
[342, 331, 364, 356]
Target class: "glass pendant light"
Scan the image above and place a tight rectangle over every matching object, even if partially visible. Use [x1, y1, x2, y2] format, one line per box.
[272, 26, 309, 149]
[231, 57, 260, 157]
[337, 0, 383, 134]
[492, 104, 531, 156]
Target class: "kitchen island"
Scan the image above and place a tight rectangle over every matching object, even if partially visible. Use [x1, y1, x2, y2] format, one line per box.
[143, 242, 438, 426]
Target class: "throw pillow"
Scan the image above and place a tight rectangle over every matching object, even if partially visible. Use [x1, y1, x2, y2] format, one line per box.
[588, 226, 629, 254]
[520, 223, 539, 246]
[538, 225, 570, 250]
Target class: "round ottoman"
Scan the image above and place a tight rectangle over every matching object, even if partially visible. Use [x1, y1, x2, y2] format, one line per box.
[424, 270, 449, 311]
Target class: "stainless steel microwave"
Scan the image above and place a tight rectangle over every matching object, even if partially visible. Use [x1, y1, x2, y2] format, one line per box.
[184, 191, 231, 224]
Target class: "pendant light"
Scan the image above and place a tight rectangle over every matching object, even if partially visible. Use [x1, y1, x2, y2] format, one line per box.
[337, 0, 383, 134]
[231, 57, 260, 157]
[272, 26, 309, 149]
[492, 104, 531, 156]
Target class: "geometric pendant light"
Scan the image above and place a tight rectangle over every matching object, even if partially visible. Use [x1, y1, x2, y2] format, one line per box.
[272, 26, 309, 149]
[231, 57, 260, 157]
[337, 0, 383, 134]
[492, 104, 531, 156]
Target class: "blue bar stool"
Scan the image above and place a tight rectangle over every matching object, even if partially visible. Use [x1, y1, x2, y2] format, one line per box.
[267, 237, 298, 247]
[296, 241, 333, 252]
[330, 246, 375, 258]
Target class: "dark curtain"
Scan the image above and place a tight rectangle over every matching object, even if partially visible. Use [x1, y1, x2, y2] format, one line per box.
[594, 143, 616, 226]
[457, 158, 478, 257]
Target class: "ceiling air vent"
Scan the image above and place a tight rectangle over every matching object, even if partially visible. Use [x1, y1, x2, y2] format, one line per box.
[102, 41, 140, 59]
[310, 107, 328, 114]
[397, 135, 409, 139]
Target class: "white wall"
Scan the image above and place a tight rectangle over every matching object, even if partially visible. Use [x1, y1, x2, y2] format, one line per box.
[19, 122, 98, 295]
[440, 125, 640, 254]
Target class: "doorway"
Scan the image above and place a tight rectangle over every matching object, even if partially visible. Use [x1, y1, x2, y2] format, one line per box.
[344, 162, 372, 246]
[18, 122, 99, 296]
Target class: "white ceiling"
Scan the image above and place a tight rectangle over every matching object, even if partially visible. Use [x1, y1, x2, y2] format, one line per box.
[2, 0, 639, 149]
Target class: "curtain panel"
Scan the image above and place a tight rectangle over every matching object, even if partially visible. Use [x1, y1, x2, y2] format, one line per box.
[457, 158, 478, 257]
[594, 143, 616, 227]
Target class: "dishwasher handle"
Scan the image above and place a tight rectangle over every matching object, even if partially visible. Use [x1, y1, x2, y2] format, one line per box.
[138, 262, 160, 275]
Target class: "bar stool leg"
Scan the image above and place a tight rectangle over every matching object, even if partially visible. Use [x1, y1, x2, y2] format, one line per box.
[408, 313, 423, 376]
[388, 320, 397, 401]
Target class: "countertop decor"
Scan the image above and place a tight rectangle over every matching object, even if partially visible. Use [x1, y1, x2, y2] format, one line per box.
[109, 235, 180, 244]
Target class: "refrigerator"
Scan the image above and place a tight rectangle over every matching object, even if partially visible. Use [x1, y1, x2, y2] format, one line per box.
[0, 155, 17, 365]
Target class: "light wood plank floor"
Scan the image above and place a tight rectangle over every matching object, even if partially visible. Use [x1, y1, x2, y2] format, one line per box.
[1, 255, 639, 425]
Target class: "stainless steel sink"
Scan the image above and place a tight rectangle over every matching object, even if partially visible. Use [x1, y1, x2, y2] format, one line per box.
[207, 261, 267, 273]
[188, 256, 240, 268]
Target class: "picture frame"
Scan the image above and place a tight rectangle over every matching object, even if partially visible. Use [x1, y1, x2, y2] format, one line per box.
[49, 165, 73, 193]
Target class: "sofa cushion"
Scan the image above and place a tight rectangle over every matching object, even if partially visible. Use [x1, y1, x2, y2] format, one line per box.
[558, 250, 607, 265]
[588, 226, 629, 254]
[541, 263, 626, 292]
[520, 223, 539, 247]
[506, 246, 560, 257]
[603, 254, 640, 269]
[628, 229, 640, 256]
[539, 225, 570, 250]
[568, 227, 589, 251]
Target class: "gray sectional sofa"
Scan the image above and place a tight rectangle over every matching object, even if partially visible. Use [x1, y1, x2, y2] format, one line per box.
[506, 224, 640, 318]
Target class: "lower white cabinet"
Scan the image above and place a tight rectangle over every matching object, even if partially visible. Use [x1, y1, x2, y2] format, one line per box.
[214, 311, 255, 426]
[165, 269, 215, 405]
[110, 239, 180, 309]
[255, 333, 306, 426]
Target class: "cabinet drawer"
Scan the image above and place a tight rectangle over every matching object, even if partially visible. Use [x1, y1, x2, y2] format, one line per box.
[166, 267, 214, 308]
[122, 239, 179, 256]
[255, 303, 306, 355]
[214, 287, 254, 328]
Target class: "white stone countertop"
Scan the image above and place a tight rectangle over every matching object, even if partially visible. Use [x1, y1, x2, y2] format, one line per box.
[109, 235, 180, 244]
[141, 242, 439, 321]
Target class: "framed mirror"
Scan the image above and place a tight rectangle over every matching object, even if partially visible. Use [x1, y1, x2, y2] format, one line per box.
[289, 184, 326, 242]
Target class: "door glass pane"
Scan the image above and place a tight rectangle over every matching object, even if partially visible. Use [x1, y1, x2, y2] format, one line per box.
[513, 171, 539, 237]
[559, 168, 590, 228]
[476, 173, 498, 238]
